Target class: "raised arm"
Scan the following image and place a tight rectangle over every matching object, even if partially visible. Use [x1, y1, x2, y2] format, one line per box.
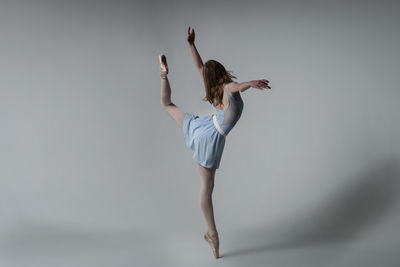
[187, 26, 203, 74]
[190, 43, 204, 72]
[230, 80, 271, 93]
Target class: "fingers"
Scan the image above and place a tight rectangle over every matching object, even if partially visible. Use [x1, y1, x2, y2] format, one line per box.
[259, 79, 271, 90]
[187, 26, 194, 35]
[262, 83, 271, 89]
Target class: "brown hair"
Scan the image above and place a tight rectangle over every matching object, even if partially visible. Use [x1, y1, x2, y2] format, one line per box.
[201, 59, 237, 106]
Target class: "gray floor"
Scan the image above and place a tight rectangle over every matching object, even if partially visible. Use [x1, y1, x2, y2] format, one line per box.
[1, 220, 399, 267]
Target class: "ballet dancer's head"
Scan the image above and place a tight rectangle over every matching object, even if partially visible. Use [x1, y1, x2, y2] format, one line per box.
[201, 59, 237, 106]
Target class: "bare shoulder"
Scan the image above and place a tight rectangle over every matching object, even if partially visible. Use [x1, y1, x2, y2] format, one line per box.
[227, 82, 238, 93]
[227, 82, 241, 99]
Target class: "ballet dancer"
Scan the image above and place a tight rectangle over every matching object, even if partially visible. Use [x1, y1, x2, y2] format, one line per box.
[159, 26, 271, 259]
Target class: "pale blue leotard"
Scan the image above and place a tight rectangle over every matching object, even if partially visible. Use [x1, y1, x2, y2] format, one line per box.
[182, 84, 244, 169]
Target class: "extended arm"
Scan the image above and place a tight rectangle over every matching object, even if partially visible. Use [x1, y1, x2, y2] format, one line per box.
[228, 82, 251, 93]
[230, 80, 270, 93]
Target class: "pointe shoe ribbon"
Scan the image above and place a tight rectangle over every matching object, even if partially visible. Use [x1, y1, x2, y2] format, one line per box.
[204, 232, 220, 259]
[158, 54, 168, 76]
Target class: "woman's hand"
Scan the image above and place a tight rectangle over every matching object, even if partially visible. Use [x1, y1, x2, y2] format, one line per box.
[187, 26, 195, 45]
[250, 79, 271, 90]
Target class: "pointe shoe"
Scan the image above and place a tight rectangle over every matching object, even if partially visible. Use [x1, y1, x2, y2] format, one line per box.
[204, 231, 220, 258]
[158, 54, 168, 76]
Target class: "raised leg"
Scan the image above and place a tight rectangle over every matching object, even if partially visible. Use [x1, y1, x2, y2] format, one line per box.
[160, 75, 185, 128]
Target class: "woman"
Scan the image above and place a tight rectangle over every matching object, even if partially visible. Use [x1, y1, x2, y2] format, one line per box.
[158, 26, 271, 259]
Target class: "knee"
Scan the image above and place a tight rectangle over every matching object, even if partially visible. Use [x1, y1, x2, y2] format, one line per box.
[201, 182, 215, 194]
[161, 100, 172, 108]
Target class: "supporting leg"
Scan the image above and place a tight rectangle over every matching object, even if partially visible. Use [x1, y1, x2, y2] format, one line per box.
[198, 163, 218, 235]
[198, 163, 220, 258]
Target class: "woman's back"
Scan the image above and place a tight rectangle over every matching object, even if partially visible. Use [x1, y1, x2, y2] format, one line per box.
[213, 83, 244, 136]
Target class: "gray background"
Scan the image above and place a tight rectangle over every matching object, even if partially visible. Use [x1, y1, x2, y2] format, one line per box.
[1, 0, 399, 266]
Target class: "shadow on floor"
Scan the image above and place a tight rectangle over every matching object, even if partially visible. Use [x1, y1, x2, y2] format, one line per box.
[224, 157, 400, 257]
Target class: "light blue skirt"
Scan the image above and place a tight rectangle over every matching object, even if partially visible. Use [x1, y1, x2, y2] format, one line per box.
[182, 112, 226, 169]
